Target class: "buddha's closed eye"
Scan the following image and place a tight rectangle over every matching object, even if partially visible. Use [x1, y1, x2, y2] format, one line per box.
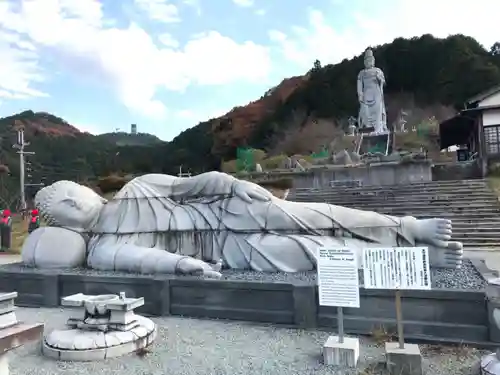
[61, 198, 78, 208]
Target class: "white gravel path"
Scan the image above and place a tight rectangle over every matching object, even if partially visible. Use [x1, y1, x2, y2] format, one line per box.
[6, 307, 486, 375]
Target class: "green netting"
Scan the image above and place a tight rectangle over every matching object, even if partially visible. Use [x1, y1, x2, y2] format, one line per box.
[416, 117, 437, 137]
[367, 143, 386, 154]
[311, 149, 329, 159]
[236, 148, 255, 172]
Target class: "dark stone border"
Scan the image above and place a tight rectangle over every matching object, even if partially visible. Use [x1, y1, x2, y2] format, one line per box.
[0, 262, 492, 345]
[470, 258, 500, 343]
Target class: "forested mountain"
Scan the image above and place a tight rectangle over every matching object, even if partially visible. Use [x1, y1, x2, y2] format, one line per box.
[0, 34, 499, 207]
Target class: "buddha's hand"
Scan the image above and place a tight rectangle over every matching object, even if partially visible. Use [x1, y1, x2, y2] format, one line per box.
[198, 172, 272, 203]
[232, 179, 273, 203]
[176, 257, 223, 279]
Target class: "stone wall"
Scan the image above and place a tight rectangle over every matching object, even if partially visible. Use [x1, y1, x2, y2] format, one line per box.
[243, 161, 432, 189]
[0, 264, 490, 345]
[432, 161, 483, 181]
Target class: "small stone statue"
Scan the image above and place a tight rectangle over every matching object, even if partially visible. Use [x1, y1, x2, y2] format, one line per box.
[22, 172, 463, 277]
[347, 116, 357, 136]
[357, 49, 388, 134]
[398, 110, 408, 133]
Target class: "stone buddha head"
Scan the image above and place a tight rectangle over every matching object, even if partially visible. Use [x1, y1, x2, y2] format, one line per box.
[364, 48, 375, 69]
[35, 181, 107, 231]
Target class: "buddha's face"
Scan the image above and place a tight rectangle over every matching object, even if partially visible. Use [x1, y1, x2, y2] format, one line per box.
[38, 182, 106, 230]
[364, 56, 374, 68]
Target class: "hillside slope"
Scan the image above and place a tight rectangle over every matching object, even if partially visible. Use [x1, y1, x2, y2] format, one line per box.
[167, 34, 500, 172]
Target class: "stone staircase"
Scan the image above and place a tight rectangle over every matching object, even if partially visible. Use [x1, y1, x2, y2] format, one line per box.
[288, 179, 500, 252]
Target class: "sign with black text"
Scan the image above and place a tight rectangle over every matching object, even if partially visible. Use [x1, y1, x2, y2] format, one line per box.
[317, 247, 360, 308]
[362, 247, 431, 290]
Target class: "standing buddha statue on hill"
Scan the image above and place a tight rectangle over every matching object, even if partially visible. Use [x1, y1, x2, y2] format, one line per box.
[357, 48, 388, 134]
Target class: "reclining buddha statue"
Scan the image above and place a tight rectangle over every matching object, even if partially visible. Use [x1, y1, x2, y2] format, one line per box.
[22, 172, 463, 278]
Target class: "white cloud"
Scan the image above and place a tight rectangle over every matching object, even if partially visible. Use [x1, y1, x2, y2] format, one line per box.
[232, 0, 254, 7]
[255, 9, 266, 16]
[183, 0, 201, 15]
[158, 33, 179, 48]
[134, 0, 180, 23]
[0, 0, 272, 119]
[269, 1, 498, 68]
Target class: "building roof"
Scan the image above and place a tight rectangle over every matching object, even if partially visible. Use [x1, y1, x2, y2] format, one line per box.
[466, 84, 500, 105]
[462, 104, 500, 112]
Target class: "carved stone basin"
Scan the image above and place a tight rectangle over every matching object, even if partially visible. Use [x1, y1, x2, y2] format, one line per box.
[84, 295, 119, 316]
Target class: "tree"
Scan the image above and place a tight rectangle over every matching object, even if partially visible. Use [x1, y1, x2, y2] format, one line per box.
[491, 42, 500, 56]
[313, 59, 322, 71]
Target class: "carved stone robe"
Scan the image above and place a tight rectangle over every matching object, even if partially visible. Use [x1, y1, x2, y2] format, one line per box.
[86, 174, 416, 272]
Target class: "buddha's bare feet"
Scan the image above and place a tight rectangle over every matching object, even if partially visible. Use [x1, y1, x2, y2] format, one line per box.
[409, 218, 452, 248]
[176, 257, 222, 279]
[419, 241, 463, 269]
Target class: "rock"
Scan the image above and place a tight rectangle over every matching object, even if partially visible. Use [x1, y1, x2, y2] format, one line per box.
[333, 150, 352, 165]
[22, 227, 87, 269]
[350, 152, 361, 163]
[297, 158, 312, 169]
[280, 157, 293, 169]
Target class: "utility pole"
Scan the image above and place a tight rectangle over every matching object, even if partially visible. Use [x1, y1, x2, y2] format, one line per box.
[13, 129, 35, 213]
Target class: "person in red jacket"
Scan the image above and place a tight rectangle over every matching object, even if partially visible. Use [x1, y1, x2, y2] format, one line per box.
[28, 209, 40, 233]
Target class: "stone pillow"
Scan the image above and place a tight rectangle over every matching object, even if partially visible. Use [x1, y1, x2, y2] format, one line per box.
[21, 227, 86, 269]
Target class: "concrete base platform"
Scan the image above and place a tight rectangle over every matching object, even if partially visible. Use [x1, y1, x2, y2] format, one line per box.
[323, 335, 359, 368]
[42, 315, 156, 361]
[385, 342, 423, 375]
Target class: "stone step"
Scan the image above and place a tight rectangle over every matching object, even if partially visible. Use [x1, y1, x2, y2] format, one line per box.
[291, 194, 499, 201]
[294, 206, 500, 216]
[462, 242, 500, 248]
[293, 185, 492, 195]
[464, 248, 500, 252]
[294, 179, 488, 189]
[291, 202, 500, 211]
[293, 180, 489, 189]
[291, 193, 496, 201]
[452, 226, 500, 231]
[453, 235, 500, 241]
[369, 213, 499, 219]
[295, 182, 490, 190]
[453, 230, 500, 235]
[294, 202, 500, 210]
[292, 188, 495, 197]
[291, 197, 498, 205]
[291, 191, 497, 198]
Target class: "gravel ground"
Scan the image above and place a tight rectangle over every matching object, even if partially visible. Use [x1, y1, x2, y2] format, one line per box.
[0, 259, 486, 290]
[7, 307, 487, 375]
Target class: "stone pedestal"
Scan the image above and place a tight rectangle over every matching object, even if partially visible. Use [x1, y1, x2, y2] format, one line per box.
[385, 342, 423, 375]
[0, 353, 8, 375]
[43, 292, 156, 361]
[323, 335, 359, 368]
[481, 352, 500, 374]
[0, 292, 44, 375]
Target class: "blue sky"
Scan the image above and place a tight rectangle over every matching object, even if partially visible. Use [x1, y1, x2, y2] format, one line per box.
[0, 0, 497, 140]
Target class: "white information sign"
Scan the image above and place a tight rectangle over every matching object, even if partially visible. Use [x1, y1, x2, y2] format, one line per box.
[362, 247, 431, 290]
[317, 247, 360, 308]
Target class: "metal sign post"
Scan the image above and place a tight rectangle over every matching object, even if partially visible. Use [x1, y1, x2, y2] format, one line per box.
[363, 246, 431, 350]
[317, 247, 360, 367]
[395, 289, 404, 349]
[337, 306, 344, 344]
